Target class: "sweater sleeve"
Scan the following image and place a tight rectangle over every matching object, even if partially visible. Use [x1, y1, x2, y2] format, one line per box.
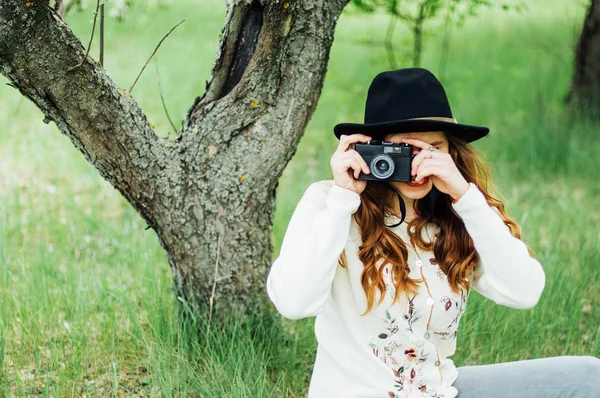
[451, 183, 545, 309]
[266, 180, 361, 320]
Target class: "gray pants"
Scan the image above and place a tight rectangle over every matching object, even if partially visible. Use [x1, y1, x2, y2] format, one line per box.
[453, 356, 600, 397]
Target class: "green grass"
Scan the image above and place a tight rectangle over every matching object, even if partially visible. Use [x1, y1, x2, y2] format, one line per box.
[1, 0, 598, 396]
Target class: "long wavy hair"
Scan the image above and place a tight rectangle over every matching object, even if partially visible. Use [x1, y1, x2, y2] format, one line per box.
[338, 133, 530, 315]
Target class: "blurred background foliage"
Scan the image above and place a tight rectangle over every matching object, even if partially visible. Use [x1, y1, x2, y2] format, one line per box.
[0, 0, 598, 396]
[349, 0, 526, 68]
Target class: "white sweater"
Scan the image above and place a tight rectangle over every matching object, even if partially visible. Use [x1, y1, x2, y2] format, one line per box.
[266, 180, 545, 398]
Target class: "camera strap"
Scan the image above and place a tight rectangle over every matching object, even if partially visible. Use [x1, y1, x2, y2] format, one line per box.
[382, 183, 439, 228]
[383, 182, 406, 228]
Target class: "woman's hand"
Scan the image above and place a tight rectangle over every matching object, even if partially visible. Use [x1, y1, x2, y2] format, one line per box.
[401, 137, 469, 202]
[330, 134, 372, 195]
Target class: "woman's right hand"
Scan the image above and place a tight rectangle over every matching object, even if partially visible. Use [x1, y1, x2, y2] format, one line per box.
[330, 134, 372, 195]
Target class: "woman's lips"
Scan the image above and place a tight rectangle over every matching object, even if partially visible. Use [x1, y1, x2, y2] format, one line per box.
[405, 177, 429, 187]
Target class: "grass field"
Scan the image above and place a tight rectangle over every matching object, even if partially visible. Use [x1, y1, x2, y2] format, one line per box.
[1, 0, 598, 396]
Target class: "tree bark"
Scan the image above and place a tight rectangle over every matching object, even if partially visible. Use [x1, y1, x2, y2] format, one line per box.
[0, 0, 349, 318]
[568, 0, 600, 112]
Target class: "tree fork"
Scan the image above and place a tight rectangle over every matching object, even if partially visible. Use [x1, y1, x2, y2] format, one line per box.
[0, 0, 351, 322]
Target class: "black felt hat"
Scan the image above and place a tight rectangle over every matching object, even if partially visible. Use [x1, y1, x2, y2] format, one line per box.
[334, 68, 489, 143]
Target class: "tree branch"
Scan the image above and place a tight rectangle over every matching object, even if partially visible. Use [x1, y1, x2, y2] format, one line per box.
[154, 59, 178, 134]
[179, 0, 352, 196]
[68, 0, 100, 71]
[99, 1, 104, 66]
[0, 0, 175, 230]
[129, 19, 185, 93]
[190, 2, 253, 107]
[220, 2, 263, 98]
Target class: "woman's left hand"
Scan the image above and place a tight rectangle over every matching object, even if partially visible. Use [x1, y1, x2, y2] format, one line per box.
[400, 137, 470, 202]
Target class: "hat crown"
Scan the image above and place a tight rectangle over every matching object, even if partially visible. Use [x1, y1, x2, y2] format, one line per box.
[332, 67, 489, 143]
[364, 68, 453, 124]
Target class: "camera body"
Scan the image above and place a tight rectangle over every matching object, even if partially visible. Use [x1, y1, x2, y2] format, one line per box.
[355, 140, 414, 182]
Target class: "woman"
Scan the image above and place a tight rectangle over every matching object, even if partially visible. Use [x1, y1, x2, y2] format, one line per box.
[265, 68, 600, 397]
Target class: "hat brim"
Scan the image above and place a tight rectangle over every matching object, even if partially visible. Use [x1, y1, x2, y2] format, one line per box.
[333, 119, 489, 143]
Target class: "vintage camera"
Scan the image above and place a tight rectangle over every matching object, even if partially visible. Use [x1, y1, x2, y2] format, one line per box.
[354, 140, 414, 182]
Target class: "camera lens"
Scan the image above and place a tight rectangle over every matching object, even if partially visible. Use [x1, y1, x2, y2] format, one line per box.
[370, 154, 395, 179]
[376, 159, 389, 173]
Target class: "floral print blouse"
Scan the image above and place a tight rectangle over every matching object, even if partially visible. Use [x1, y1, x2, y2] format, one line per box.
[266, 180, 545, 398]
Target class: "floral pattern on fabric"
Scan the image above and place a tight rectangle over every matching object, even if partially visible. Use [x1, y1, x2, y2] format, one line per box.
[429, 257, 447, 280]
[370, 255, 470, 396]
[370, 310, 448, 397]
[429, 258, 447, 280]
[404, 294, 421, 333]
[384, 337, 445, 397]
[434, 288, 468, 340]
[370, 310, 403, 362]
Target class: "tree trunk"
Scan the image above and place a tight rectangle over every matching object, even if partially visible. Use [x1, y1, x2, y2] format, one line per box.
[568, 0, 600, 112]
[0, 0, 349, 318]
